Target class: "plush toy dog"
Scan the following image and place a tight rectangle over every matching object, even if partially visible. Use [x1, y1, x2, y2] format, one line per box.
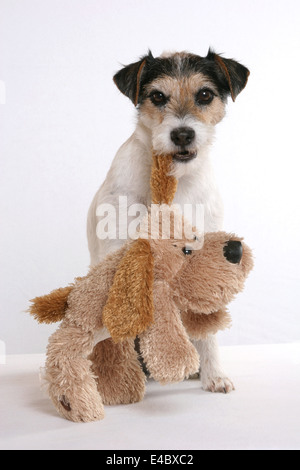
[29, 153, 253, 422]
[29, 213, 253, 422]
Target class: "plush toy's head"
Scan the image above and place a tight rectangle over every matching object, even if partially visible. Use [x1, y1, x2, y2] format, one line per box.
[169, 232, 253, 314]
[102, 206, 253, 342]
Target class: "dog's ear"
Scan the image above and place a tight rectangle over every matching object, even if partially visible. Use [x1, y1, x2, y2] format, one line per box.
[102, 239, 154, 342]
[207, 49, 250, 101]
[113, 51, 153, 106]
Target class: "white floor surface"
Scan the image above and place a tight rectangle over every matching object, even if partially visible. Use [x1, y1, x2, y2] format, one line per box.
[0, 343, 299, 450]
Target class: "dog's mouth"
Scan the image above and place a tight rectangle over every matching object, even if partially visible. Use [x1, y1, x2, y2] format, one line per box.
[172, 150, 197, 162]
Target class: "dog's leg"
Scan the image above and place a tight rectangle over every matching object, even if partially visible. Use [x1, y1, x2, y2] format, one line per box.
[195, 335, 235, 393]
[89, 338, 146, 405]
[139, 281, 200, 385]
[45, 321, 105, 422]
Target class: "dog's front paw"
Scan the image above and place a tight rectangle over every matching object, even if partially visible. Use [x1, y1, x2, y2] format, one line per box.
[201, 375, 235, 394]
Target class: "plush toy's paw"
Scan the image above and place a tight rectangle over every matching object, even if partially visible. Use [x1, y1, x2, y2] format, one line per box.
[201, 375, 235, 394]
[150, 343, 200, 385]
[99, 371, 146, 406]
[50, 385, 105, 422]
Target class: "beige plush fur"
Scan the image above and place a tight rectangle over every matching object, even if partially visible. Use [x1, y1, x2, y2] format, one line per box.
[29, 147, 254, 422]
[30, 226, 253, 422]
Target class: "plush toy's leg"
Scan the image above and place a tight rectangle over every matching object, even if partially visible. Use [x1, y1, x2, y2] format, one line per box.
[139, 281, 200, 385]
[194, 334, 235, 394]
[89, 338, 146, 405]
[45, 321, 105, 422]
[181, 308, 234, 391]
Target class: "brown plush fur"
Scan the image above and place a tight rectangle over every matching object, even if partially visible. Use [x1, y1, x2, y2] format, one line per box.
[29, 228, 253, 422]
[102, 238, 154, 342]
[29, 286, 73, 324]
[90, 338, 146, 405]
[66, 246, 127, 332]
[151, 153, 178, 205]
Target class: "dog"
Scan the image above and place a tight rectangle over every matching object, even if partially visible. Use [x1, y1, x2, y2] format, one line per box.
[87, 49, 250, 394]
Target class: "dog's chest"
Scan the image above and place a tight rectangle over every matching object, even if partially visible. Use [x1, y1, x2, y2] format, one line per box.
[172, 177, 223, 232]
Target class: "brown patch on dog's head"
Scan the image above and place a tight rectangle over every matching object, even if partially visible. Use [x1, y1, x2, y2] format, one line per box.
[113, 54, 149, 105]
[114, 49, 249, 107]
[141, 73, 226, 126]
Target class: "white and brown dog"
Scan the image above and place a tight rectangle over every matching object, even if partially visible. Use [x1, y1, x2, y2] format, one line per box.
[87, 49, 250, 393]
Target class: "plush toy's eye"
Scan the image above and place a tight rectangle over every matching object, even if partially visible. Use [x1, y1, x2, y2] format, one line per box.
[150, 91, 168, 106]
[182, 247, 193, 255]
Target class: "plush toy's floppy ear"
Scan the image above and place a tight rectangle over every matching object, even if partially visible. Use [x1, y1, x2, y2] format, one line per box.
[102, 239, 154, 343]
[207, 49, 250, 101]
[113, 51, 153, 106]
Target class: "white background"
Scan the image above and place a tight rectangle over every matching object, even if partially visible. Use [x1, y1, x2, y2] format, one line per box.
[0, 0, 299, 354]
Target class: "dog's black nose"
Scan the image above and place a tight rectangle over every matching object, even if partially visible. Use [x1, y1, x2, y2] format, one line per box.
[223, 241, 243, 264]
[171, 127, 195, 147]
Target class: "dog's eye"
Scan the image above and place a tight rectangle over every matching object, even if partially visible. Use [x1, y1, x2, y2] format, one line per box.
[195, 88, 214, 106]
[182, 247, 193, 256]
[150, 91, 167, 106]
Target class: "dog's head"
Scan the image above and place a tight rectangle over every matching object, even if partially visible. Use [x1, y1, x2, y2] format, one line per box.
[113, 49, 249, 171]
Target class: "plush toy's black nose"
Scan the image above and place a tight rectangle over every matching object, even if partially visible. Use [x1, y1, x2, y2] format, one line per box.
[223, 241, 243, 264]
[170, 127, 195, 147]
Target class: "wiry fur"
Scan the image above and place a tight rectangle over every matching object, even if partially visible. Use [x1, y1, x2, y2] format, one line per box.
[87, 49, 250, 263]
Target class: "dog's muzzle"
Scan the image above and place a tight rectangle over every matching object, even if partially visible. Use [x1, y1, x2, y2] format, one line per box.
[171, 127, 197, 162]
[172, 150, 197, 162]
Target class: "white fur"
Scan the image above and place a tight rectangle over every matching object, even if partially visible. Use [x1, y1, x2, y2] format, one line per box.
[87, 111, 232, 393]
